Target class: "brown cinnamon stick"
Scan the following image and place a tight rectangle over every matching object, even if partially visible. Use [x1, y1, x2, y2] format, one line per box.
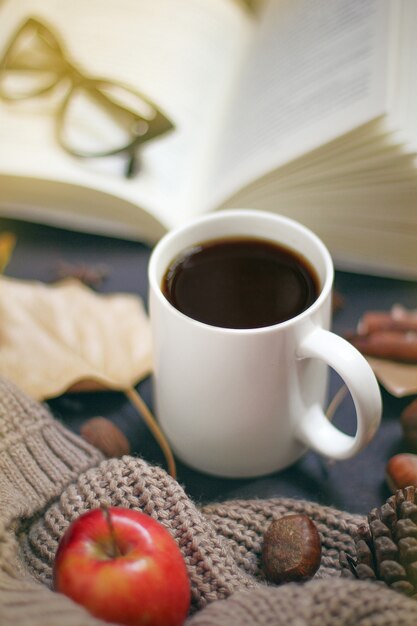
[358, 310, 417, 335]
[348, 330, 417, 363]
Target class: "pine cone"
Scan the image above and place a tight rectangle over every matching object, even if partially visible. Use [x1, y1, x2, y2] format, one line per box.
[341, 486, 417, 598]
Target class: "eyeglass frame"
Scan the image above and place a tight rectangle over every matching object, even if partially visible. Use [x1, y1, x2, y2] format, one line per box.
[0, 17, 175, 177]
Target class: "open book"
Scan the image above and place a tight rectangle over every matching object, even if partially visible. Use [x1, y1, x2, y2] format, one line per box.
[1, 0, 416, 278]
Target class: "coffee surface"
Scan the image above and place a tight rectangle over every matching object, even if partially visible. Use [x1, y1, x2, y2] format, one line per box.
[162, 237, 319, 329]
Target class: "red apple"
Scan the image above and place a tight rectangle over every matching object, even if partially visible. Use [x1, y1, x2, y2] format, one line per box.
[53, 506, 190, 626]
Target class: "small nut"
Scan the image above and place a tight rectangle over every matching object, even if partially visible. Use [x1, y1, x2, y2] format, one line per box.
[261, 514, 321, 584]
[332, 290, 345, 314]
[386, 453, 417, 493]
[400, 399, 417, 450]
[80, 417, 131, 458]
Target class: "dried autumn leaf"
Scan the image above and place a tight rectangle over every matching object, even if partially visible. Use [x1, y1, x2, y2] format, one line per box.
[0, 232, 16, 273]
[364, 358, 417, 398]
[0, 275, 152, 400]
[0, 275, 177, 478]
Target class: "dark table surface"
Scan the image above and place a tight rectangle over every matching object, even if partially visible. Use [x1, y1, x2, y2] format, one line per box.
[2, 217, 417, 517]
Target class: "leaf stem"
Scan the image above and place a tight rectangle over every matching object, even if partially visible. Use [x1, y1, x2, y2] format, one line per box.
[124, 387, 177, 479]
[326, 384, 348, 422]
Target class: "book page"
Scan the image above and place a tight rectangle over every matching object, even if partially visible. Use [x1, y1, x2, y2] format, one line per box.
[0, 0, 252, 234]
[206, 0, 392, 208]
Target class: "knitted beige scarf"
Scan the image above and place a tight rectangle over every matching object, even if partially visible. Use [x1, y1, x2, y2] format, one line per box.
[0, 376, 416, 625]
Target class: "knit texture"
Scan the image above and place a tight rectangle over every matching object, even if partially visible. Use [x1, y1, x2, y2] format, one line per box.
[0, 376, 416, 625]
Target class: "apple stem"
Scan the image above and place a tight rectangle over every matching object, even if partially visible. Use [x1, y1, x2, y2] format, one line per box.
[102, 505, 122, 558]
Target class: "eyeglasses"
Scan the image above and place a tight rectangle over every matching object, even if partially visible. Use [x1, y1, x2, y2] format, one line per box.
[0, 17, 175, 177]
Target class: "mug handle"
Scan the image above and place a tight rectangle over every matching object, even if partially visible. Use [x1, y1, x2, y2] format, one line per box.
[295, 327, 382, 459]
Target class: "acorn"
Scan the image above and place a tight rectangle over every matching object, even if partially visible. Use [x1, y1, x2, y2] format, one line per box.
[80, 417, 131, 458]
[386, 454, 417, 493]
[401, 399, 417, 450]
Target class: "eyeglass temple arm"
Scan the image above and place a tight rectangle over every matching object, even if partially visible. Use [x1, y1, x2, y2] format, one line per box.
[125, 150, 139, 179]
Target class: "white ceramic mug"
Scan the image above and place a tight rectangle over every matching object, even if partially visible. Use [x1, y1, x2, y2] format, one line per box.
[148, 209, 382, 478]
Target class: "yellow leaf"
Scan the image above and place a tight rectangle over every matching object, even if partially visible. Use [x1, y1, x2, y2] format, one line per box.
[0, 232, 16, 273]
[0, 275, 152, 400]
[0, 275, 177, 478]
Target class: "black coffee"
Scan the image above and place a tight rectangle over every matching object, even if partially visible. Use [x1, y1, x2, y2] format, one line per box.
[162, 237, 319, 329]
